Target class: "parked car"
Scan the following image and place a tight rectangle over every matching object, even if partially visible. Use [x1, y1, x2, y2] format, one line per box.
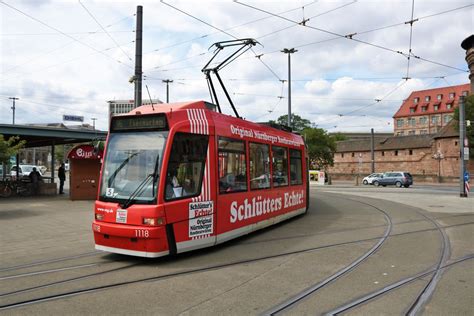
[38, 165, 48, 174]
[362, 173, 384, 185]
[373, 171, 413, 188]
[10, 165, 44, 179]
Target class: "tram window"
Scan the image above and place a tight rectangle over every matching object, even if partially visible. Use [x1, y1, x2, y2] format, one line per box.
[272, 146, 288, 187]
[290, 149, 303, 185]
[218, 137, 247, 194]
[165, 133, 208, 200]
[249, 142, 270, 190]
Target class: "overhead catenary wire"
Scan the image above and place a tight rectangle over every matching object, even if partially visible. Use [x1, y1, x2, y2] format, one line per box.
[256, 0, 358, 40]
[1, 40, 135, 81]
[0, 95, 105, 117]
[145, 1, 318, 54]
[234, 0, 469, 73]
[0, 1, 135, 68]
[0, 30, 133, 36]
[236, 3, 474, 59]
[78, 0, 133, 61]
[405, 0, 416, 80]
[251, 79, 286, 120]
[160, 0, 282, 81]
[0, 12, 135, 76]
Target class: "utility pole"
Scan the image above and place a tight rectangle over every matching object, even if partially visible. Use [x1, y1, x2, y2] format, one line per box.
[9, 97, 19, 125]
[460, 35, 473, 197]
[370, 128, 375, 173]
[459, 96, 468, 197]
[281, 48, 297, 128]
[91, 118, 97, 130]
[134, 5, 143, 108]
[162, 79, 173, 103]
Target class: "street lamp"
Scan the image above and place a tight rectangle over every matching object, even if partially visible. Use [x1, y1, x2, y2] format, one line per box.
[162, 79, 173, 103]
[433, 150, 444, 183]
[91, 118, 97, 130]
[281, 48, 297, 128]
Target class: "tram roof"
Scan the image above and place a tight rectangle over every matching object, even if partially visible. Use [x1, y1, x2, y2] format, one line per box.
[130, 100, 215, 115]
[129, 100, 304, 146]
[0, 124, 107, 148]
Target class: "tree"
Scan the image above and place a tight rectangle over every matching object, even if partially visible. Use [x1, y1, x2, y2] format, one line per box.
[0, 134, 25, 178]
[453, 94, 474, 158]
[302, 128, 341, 170]
[269, 114, 311, 132]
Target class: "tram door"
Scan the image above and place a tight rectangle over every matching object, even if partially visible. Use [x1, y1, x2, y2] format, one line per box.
[163, 132, 217, 253]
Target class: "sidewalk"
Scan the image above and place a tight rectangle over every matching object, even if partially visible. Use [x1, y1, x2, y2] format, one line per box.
[312, 182, 473, 214]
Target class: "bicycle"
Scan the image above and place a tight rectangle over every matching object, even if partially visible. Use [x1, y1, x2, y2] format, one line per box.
[0, 178, 13, 198]
[13, 180, 32, 196]
[0, 178, 32, 197]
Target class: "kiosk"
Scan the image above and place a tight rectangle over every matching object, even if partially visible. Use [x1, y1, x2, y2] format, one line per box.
[67, 144, 103, 200]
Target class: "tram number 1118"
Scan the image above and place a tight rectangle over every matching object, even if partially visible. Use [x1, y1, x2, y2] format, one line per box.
[135, 229, 149, 238]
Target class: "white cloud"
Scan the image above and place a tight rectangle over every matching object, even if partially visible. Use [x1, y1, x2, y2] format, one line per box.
[0, 0, 472, 132]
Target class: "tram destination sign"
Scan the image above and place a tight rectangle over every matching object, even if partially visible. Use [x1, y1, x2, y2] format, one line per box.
[111, 114, 167, 131]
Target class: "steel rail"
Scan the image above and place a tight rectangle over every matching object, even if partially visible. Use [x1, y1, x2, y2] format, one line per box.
[326, 255, 474, 315]
[263, 198, 393, 315]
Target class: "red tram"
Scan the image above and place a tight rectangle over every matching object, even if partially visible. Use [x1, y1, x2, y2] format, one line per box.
[92, 101, 308, 257]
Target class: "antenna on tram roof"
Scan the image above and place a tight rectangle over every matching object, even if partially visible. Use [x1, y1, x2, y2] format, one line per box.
[145, 84, 155, 111]
[202, 38, 260, 119]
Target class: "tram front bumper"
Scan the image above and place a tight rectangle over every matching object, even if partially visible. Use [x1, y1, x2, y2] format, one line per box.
[92, 221, 169, 257]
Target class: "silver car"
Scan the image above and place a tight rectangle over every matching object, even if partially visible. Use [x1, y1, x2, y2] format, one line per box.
[362, 173, 384, 185]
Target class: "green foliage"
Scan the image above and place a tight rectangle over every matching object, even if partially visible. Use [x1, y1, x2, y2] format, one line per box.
[302, 127, 339, 169]
[269, 114, 311, 132]
[0, 134, 25, 165]
[453, 94, 474, 158]
[331, 132, 347, 142]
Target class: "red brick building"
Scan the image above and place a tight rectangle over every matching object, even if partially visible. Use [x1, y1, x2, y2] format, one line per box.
[393, 83, 470, 136]
[328, 123, 473, 182]
[328, 83, 473, 182]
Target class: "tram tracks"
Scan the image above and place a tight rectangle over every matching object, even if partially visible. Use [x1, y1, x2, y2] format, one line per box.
[325, 255, 474, 315]
[1, 196, 471, 312]
[1, 223, 472, 310]
[264, 198, 393, 315]
[323, 200, 455, 315]
[262, 195, 463, 315]
[0, 251, 101, 273]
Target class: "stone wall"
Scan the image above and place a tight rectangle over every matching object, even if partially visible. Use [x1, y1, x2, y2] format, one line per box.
[328, 136, 473, 181]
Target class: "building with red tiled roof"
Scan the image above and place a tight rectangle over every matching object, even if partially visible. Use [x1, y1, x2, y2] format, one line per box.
[393, 83, 470, 136]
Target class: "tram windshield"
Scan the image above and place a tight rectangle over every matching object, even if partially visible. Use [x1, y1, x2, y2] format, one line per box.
[99, 131, 168, 204]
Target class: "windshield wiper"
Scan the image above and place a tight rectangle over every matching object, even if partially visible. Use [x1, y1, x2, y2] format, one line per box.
[121, 154, 160, 209]
[121, 174, 153, 209]
[108, 152, 139, 187]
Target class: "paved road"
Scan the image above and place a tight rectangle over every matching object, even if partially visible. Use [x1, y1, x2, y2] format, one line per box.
[0, 187, 472, 315]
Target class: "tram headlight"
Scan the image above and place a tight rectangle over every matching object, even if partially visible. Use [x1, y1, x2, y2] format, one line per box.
[95, 213, 104, 221]
[143, 217, 164, 226]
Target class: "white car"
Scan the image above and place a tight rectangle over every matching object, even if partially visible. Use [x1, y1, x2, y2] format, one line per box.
[362, 173, 384, 185]
[10, 165, 44, 179]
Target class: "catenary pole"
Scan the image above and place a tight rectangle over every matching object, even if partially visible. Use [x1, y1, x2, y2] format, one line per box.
[371, 128, 375, 173]
[281, 48, 297, 128]
[134, 6, 143, 108]
[459, 96, 467, 197]
[9, 97, 19, 125]
[162, 79, 173, 103]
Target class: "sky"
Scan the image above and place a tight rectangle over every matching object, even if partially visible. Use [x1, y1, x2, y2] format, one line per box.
[1, 0, 472, 132]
